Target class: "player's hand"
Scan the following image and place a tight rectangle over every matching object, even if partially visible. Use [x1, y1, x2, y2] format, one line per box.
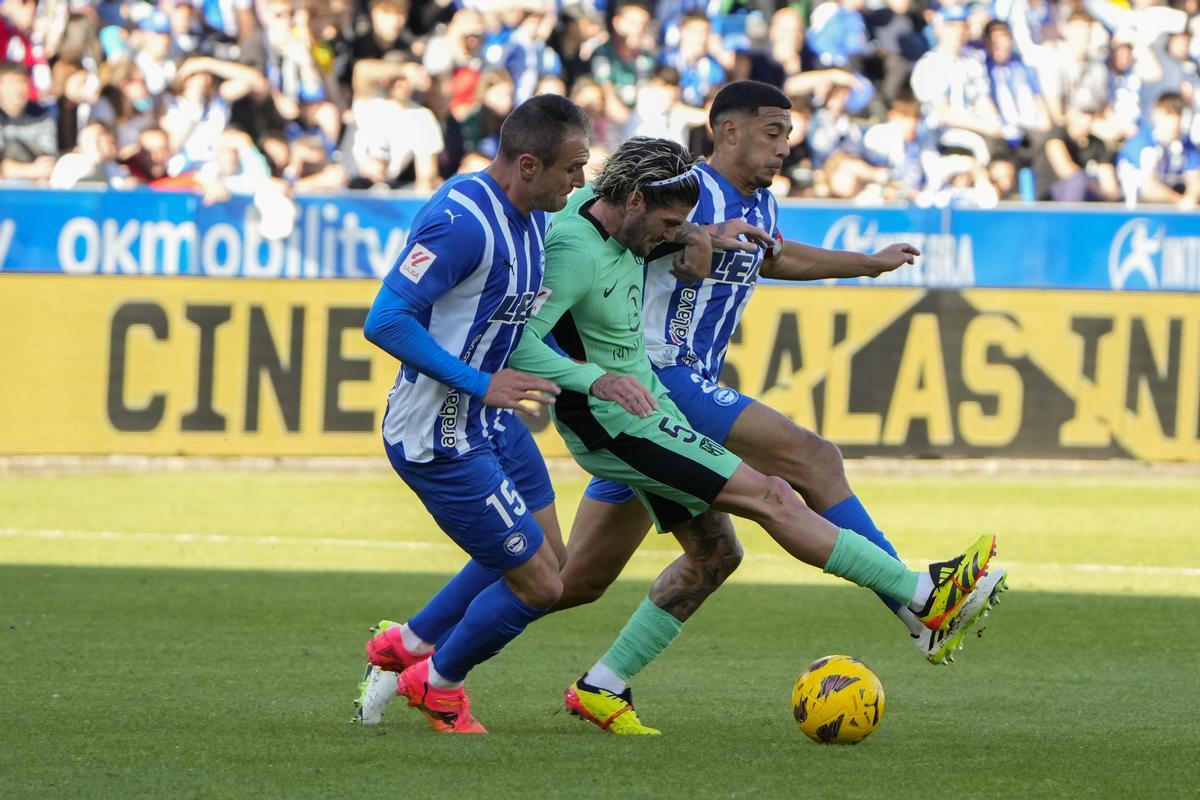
[866, 243, 921, 277]
[667, 231, 710, 281]
[701, 219, 776, 252]
[483, 368, 560, 417]
[590, 372, 659, 417]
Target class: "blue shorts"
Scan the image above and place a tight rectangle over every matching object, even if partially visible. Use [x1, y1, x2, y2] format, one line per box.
[385, 418, 552, 572]
[585, 365, 754, 506]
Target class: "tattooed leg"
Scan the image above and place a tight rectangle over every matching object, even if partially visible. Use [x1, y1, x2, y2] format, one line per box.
[650, 509, 744, 622]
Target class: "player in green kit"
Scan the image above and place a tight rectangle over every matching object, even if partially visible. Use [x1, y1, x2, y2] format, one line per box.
[508, 137, 998, 733]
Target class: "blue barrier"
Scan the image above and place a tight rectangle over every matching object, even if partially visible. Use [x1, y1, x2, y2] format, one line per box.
[1, 187, 1198, 290]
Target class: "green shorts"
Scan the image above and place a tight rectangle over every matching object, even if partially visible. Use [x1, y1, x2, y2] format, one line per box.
[567, 410, 743, 532]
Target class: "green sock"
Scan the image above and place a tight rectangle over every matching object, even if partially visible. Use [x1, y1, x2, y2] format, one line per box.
[823, 528, 919, 605]
[598, 596, 684, 681]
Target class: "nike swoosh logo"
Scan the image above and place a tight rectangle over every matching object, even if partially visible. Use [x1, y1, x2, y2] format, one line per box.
[602, 282, 618, 297]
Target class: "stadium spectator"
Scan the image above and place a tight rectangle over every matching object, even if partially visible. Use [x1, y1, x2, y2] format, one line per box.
[733, 7, 811, 89]
[342, 57, 443, 192]
[196, 127, 273, 203]
[863, 93, 937, 198]
[807, 0, 870, 70]
[911, 6, 1004, 156]
[485, 0, 561, 106]
[987, 154, 1020, 201]
[1118, 90, 1200, 209]
[51, 59, 101, 154]
[590, 0, 658, 125]
[1037, 12, 1110, 127]
[423, 7, 485, 118]
[808, 82, 864, 167]
[984, 19, 1051, 166]
[661, 12, 726, 109]
[351, 0, 418, 64]
[135, 10, 176, 98]
[120, 125, 173, 184]
[260, 0, 326, 116]
[0, 0, 1192, 207]
[0, 61, 55, 182]
[0, 0, 50, 101]
[621, 64, 706, 144]
[459, 67, 514, 160]
[49, 120, 130, 188]
[161, 55, 268, 176]
[1035, 90, 1120, 201]
[864, 0, 929, 103]
[571, 74, 615, 150]
[285, 133, 345, 189]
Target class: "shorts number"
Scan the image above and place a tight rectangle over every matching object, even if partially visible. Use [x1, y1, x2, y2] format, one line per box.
[485, 479, 527, 527]
[657, 418, 697, 443]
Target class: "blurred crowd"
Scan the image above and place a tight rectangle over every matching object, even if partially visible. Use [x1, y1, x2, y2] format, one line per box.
[1, 0, 1198, 208]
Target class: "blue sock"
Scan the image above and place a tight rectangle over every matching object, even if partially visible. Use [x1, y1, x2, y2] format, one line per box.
[432, 579, 549, 682]
[821, 495, 902, 613]
[407, 560, 499, 645]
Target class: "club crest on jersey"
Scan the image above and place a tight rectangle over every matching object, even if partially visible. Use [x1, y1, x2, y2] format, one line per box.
[503, 531, 528, 556]
[490, 291, 538, 325]
[398, 243, 437, 283]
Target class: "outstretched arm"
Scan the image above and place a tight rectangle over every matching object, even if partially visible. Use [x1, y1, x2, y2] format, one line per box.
[760, 240, 920, 281]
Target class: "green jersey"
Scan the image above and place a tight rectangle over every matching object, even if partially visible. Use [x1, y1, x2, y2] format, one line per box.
[510, 185, 676, 450]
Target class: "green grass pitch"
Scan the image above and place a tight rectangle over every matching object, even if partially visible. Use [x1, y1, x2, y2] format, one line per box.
[1, 465, 1197, 799]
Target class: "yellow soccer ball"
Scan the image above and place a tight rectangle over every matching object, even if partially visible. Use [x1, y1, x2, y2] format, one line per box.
[791, 655, 885, 744]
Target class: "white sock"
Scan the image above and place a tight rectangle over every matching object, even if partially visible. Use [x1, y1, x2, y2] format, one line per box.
[426, 660, 464, 690]
[399, 622, 435, 655]
[907, 571, 935, 612]
[585, 661, 627, 694]
[896, 606, 926, 636]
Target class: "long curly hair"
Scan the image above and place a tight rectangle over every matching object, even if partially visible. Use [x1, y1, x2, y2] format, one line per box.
[591, 136, 701, 210]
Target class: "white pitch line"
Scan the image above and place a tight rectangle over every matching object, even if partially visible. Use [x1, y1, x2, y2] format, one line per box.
[2, 527, 1199, 577]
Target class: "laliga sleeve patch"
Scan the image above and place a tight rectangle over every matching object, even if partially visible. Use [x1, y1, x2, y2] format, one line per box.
[398, 243, 437, 283]
[530, 286, 553, 315]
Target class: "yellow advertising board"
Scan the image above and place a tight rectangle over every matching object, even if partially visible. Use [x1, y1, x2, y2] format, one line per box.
[1, 275, 1197, 460]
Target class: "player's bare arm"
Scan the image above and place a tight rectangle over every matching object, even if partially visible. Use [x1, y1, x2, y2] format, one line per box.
[760, 241, 921, 281]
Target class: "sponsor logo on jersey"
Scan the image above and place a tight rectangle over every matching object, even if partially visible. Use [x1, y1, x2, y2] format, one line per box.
[669, 286, 698, 345]
[398, 243, 437, 283]
[437, 390, 461, 448]
[709, 250, 761, 286]
[490, 291, 538, 325]
[503, 531, 528, 556]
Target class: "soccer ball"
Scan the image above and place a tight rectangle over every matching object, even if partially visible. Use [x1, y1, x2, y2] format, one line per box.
[791, 655, 885, 744]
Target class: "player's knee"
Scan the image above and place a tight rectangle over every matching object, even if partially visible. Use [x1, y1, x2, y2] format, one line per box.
[691, 513, 743, 584]
[806, 434, 845, 476]
[565, 575, 610, 607]
[519, 572, 563, 610]
[704, 534, 743, 585]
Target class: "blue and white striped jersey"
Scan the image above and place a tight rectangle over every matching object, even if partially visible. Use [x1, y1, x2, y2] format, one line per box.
[381, 172, 548, 463]
[643, 162, 781, 382]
